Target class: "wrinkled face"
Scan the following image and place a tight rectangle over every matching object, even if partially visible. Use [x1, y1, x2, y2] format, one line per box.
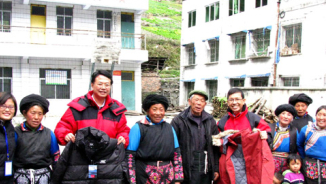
[294, 102, 308, 117]
[188, 94, 207, 116]
[278, 111, 293, 127]
[289, 159, 301, 173]
[147, 104, 165, 123]
[91, 75, 111, 100]
[316, 109, 326, 130]
[0, 99, 15, 121]
[24, 105, 44, 129]
[227, 92, 246, 114]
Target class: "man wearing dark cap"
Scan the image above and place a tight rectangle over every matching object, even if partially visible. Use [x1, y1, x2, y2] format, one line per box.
[54, 70, 130, 147]
[289, 93, 314, 132]
[171, 90, 219, 184]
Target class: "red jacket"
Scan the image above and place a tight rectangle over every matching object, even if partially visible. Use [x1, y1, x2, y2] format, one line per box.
[54, 91, 130, 147]
[218, 129, 274, 184]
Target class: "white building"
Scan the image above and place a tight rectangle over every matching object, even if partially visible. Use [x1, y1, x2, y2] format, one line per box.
[180, 0, 326, 107]
[0, 0, 148, 116]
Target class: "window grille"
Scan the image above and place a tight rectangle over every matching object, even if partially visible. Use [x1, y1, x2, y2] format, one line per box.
[284, 24, 302, 54]
[206, 80, 218, 102]
[230, 78, 244, 87]
[229, 0, 245, 16]
[282, 77, 299, 87]
[0, 67, 12, 92]
[97, 10, 112, 38]
[252, 29, 270, 56]
[208, 39, 219, 62]
[57, 7, 73, 36]
[0, 1, 11, 32]
[232, 34, 246, 59]
[185, 82, 195, 99]
[40, 69, 71, 99]
[251, 77, 268, 87]
[186, 44, 195, 65]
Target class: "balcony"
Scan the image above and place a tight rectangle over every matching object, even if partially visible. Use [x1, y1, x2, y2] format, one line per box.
[0, 26, 148, 63]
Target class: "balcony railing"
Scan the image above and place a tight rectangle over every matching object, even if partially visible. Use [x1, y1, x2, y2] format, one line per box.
[0, 26, 146, 50]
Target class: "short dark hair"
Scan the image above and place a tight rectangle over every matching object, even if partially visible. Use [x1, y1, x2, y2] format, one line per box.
[274, 172, 284, 182]
[91, 70, 113, 85]
[227, 88, 244, 99]
[316, 105, 326, 116]
[0, 92, 17, 116]
[286, 154, 302, 166]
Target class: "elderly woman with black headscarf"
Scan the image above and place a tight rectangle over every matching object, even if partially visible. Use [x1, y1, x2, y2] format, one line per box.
[14, 94, 60, 184]
[289, 93, 314, 132]
[269, 104, 298, 174]
[126, 94, 184, 184]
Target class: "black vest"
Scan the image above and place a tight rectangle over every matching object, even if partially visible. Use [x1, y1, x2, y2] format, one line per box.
[292, 114, 313, 133]
[136, 122, 175, 161]
[14, 125, 52, 169]
[269, 123, 297, 153]
[0, 121, 15, 182]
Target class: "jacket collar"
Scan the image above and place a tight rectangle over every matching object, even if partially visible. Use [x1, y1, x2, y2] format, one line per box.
[21, 121, 44, 132]
[227, 104, 247, 118]
[180, 106, 210, 122]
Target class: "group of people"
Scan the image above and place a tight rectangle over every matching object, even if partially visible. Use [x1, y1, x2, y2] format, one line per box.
[0, 69, 326, 184]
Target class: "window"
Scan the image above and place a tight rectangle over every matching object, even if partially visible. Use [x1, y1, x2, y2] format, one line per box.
[40, 69, 71, 99]
[233, 34, 246, 59]
[188, 10, 196, 28]
[230, 78, 244, 87]
[97, 10, 112, 38]
[206, 80, 217, 102]
[205, 2, 219, 22]
[0, 67, 12, 92]
[283, 24, 302, 54]
[229, 0, 245, 16]
[0, 1, 11, 32]
[256, 0, 267, 8]
[186, 43, 195, 65]
[282, 77, 299, 87]
[251, 77, 268, 86]
[208, 39, 219, 62]
[185, 82, 195, 98]
[57, 7, 73, 36]
[252, 29, 270, 56]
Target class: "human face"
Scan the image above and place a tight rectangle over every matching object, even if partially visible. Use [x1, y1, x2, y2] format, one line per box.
[278, 111, 293, 128]
[295, 102, 308, 117]
[188, 94, 207, 116]
[91, 75, 111, 100]
[24, 105, 44, 129]
[227, 92, 245, 114]
[0, 99, 15, 121]
[288, 159, 301, 173]
[147, 104, 165, 123]
[316, 109, 326, 130]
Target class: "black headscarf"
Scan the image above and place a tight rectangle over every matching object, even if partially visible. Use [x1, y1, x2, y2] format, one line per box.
[289, 93, 313, 106]
[142, 94, 169, 112]
[275, 104, 297, 117]
[20, 94, 49, 114]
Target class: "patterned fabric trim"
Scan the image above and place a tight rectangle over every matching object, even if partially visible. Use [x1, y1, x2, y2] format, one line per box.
[21, 122, 44, 132]
[139, 116, 164, 125]
[273, 155, 289, 173]
[145, 162, 174, 184]
[127, 153, 136, 184]
[305, 122, 326, 152]
[272, 129, 290, 151]
[295, 112, 308, 119]
[173, 148, 184, 181]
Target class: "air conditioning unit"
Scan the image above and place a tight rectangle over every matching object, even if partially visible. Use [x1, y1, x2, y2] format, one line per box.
[101, 58, 110, 64]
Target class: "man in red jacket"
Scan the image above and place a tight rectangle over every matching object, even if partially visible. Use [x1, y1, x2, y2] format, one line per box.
[54, 70, 130, 147]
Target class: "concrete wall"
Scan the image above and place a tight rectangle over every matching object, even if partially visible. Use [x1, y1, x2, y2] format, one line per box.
[142, 72, 161, 92]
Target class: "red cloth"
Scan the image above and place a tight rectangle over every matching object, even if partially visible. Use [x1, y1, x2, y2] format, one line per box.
[218, 129, 274, 184]
[54, 91, 130, 147]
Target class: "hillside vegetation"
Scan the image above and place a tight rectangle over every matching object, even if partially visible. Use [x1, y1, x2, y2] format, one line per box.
[142, 0, 182, 72]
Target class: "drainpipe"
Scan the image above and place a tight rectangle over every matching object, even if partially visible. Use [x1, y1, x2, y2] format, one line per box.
[273, 0, 281, 86]
[89, 62, 95, 91]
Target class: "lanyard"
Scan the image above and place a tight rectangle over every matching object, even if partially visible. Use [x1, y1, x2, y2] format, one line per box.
[2, 125, 10, 161]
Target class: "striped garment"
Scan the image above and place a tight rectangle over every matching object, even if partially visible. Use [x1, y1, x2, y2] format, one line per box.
[282, 170, 304, 184]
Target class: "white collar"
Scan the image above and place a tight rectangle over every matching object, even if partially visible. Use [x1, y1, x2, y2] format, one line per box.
[92, 94, 106, 108]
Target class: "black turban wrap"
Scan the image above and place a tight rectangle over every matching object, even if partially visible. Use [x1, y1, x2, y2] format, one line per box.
[20, 94, 49, 114]
[275, 104, 297, 117]
[289, 93, 313, 106]
[142, 94, 169, 112]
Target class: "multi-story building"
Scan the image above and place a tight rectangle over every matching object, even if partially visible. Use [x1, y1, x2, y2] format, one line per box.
[179, 0, 326, 107]
[0, 0, 148, 115]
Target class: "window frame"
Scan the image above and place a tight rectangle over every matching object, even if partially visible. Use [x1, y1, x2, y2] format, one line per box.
[282, 77, 299, 87]
[0, 1, 12, 32]
[251, 77, 268, 87]
[56, 6, 73, 36]
[252, 29, 270, 57]
[208, 39, 219, 62]
[0, 67, 12, 92]
[206, 80, 218, 102]
[283, 23, 302, 54]
[229, 0, 245, 16]
[188, 10, 196, 28]
[205, 2, 220, 22]
[185, 82, 195, 102]
[186, 43, 196, 65]
[97, 10, 112, 38]
[39, 69, 71, 99]
[230, 78, 245, 87]
[255, 0, 267, 8]
[232, 34, 246, 59]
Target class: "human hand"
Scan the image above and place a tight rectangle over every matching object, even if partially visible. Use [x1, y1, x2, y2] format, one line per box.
[260, 131, 267, 140]
[117, 136, 126, 145]
[175, 182, 181, 184]
[65, 133, 75, 143]
[213, 172, 219, 181]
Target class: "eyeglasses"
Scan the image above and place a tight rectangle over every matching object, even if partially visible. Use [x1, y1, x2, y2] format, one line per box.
[96, 83, 111, 88]
[0, 105, 15, 111]
[227, 98, 243, 103]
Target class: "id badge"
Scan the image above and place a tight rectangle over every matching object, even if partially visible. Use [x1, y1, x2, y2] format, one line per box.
[88, 165, 97, 178]
[5, 161, 12, 176]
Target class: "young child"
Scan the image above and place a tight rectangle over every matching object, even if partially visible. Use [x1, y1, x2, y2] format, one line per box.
[273, 172, 284, 184]
[282, 154, 304, 184]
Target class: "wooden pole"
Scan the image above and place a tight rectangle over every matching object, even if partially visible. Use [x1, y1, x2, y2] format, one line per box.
[273, 1, 281, 86]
